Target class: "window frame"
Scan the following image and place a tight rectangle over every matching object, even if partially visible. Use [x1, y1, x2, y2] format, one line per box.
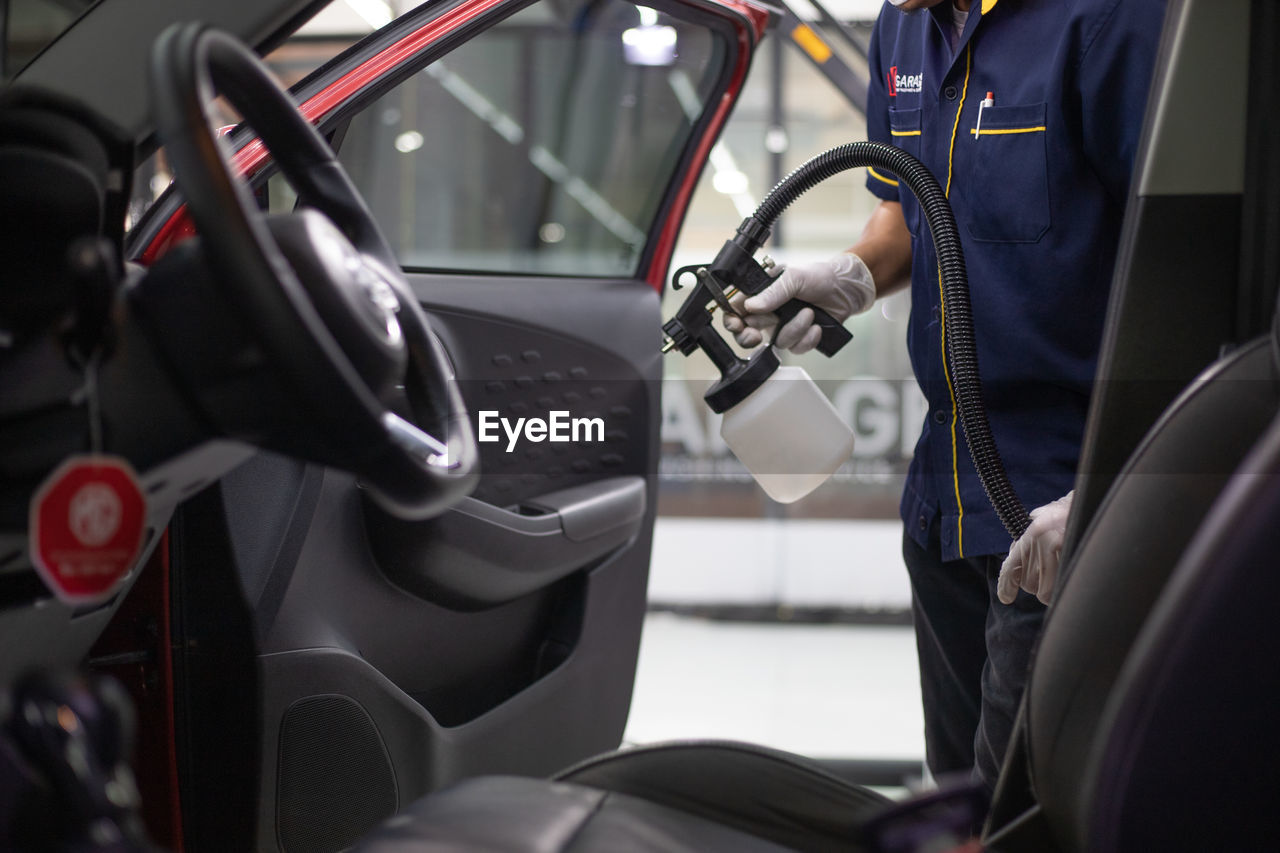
[126, 0, 754, 288]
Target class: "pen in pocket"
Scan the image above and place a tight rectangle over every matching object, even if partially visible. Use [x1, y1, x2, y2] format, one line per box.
[975, 91, 994, 138]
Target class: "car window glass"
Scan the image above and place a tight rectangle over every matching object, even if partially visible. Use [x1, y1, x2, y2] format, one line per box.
[1, 0, 97, 80]
[335, 0, 725, 277]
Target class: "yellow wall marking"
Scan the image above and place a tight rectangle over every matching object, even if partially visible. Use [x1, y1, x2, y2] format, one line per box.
[791, 25, 832, 64]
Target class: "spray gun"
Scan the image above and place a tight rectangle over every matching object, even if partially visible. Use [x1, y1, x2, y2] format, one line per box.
[660, 217, 857, 503]
[659, 141, 1033, 536]
[661, 216, 852, 415]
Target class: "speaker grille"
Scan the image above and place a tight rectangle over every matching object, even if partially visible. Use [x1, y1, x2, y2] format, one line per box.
[277, 695, 398, 852]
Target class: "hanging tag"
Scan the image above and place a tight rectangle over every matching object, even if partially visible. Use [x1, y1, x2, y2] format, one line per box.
[28, 456, 147, 605]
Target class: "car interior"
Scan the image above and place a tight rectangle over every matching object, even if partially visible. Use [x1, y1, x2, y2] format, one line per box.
[1, 0, 1279, 851]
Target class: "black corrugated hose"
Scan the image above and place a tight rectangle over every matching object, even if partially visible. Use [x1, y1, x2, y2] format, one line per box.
[748, 141, 1031, 541]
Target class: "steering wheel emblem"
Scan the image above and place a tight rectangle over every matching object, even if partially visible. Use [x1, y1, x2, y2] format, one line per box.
[354, 264, 404, 347]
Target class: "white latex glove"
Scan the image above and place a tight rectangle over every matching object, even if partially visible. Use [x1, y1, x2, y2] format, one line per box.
[997, 491, 1074, 605]
[722, 252, 875, 354]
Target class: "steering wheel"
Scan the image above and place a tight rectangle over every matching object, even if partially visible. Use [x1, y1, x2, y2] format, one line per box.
[148, 23, 477, 518]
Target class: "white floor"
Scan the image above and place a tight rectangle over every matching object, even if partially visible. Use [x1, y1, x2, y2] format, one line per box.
[646, 518, 911, 610]
[623, 611, 926, 762]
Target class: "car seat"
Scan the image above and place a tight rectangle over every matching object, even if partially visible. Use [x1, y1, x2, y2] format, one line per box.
[1077, 406, 1280, 853]
[0, 87, 129, 356]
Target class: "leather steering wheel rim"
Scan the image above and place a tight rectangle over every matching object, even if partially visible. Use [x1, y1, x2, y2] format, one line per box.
[149, 22, 477, 518]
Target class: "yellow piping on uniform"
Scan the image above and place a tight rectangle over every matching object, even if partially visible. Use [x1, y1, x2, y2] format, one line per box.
[970, 126, 1046, 136]
[944, 48, 971, 198]
[938, 44, 971, 556]
[867, 166, 900, 187]
[982, 0, 998, 14]
[891, 129, 922, 137]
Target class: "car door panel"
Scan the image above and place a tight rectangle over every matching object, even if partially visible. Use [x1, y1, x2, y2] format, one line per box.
[230, 270, 662, 847]
[363, 276, 663, 610]
[245, 493, 652, 850]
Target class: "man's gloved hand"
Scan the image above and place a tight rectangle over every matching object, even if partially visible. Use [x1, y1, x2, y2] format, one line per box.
[997, 491, 1074, 605]
[722, 252, 875, 354]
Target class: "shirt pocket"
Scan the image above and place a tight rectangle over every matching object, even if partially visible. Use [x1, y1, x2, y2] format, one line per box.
[964, 102, 1051, 243]
[888, 106, 923, 158]
[888, 107, 923, 232]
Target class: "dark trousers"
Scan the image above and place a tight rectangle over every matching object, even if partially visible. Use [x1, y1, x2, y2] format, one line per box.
[901, 527, 1047, 793]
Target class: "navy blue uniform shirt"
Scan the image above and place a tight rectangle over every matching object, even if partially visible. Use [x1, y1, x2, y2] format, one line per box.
[865, 0, 1164, 560]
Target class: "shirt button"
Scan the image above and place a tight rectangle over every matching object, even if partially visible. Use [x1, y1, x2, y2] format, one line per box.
[944, 85, 959, 100]
[933, 410, 947, 424]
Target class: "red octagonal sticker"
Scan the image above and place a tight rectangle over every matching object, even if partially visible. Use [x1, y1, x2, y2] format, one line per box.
[29, 456, 147, 605]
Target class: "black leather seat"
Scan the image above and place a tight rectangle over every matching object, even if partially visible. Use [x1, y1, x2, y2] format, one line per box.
[353, 336, 1280, 851]
[1018, 336, 1280, 848]
[1080, 415, 1280, 853]
[355, 742, 891, 852]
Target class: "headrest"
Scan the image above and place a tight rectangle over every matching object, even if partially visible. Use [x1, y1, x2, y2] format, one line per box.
[0, 87, 131, 346]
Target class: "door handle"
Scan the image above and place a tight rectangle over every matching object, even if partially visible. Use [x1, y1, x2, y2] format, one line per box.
[363, 476, 647, 609]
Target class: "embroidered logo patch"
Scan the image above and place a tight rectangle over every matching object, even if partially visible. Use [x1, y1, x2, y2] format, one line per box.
[887, 66, 923, 96]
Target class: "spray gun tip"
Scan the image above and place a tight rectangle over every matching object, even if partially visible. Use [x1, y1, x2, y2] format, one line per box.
[661, 337, 676, 354]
